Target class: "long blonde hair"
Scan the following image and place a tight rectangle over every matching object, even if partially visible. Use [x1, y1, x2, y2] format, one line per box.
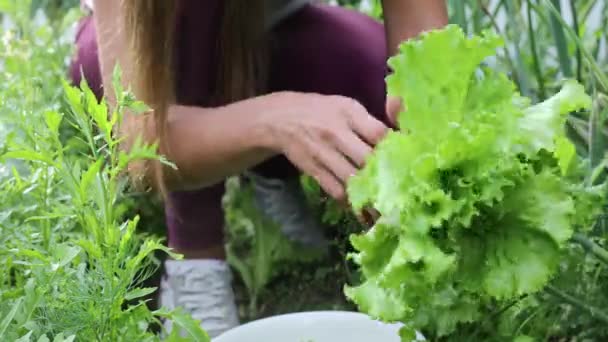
[122, 0, 268, 192]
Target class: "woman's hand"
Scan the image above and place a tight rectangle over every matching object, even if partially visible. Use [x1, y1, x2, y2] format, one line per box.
[265, 92, 389, 203]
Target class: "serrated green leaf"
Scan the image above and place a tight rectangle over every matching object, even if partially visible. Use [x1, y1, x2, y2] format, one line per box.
[344, 280, 409, 321]
[43, 111, 63, 136]
[124, 287, 157, 301]
[555, 136, 576, 176]
[165, 328, 193, 342]
[52, 333, 76, 342]
[80, 158, 103, 195]
[15, 331, 33, 342]
[156, 308, 210, 342]
[36, 335, 50, 342]
[76, 239, 102, 259]
[387, 25, 503, 137]
[13, 249, 49, 263]
[3, 150, 56, 167]
[519, 79, 592, 154]
[127, 100, 151, 115]
[62, 80, 84, 116]
[51, 244, 80, 271]
[0, 298, 22, 337]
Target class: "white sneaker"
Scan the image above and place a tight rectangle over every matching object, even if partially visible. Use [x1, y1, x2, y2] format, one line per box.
[159, 259, 240, 338]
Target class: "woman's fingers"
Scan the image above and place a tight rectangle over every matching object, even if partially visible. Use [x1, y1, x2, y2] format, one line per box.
[347, 107, 390, 146]
[278, 94, 397, 202]
[386, 96, 404, 128]
[313, 142, 358, 185]
[333, 131, 373, 168]
[316, 167, 346, 202]
[285, 139, 347, 202]
[299, 156, 345, 201]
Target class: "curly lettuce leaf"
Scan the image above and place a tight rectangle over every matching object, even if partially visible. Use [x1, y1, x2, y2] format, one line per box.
[518, 80, 592, 155]
[345, 24, 598, 340]
[387, 25, 504, 138]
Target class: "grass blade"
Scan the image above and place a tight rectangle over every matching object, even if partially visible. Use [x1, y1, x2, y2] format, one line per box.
[491, 0, 506, 19]
[594, 4, 608, 62]
[543, 0, 608, 91]
[545, 0, 608, 92]
[580, 0, 599, 22]
[527, 0, 547, 100]
[569, 0, 583, 82]
[589, 97, 606, 182]
[449, 0, 468, 33]
[548, 0, 573, 78]
[470, 0, 486, 33]
[478, 0, 518, 77]
[0, 298, 22, 338]
[505, 0, 532, 96]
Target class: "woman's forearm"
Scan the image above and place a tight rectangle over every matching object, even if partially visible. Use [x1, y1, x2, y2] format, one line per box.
[381, 0, 449, 55]
[92, 0, 280, 191]
[160, 94, 288, 191]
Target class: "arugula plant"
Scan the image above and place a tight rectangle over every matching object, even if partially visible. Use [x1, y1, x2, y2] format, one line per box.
[344, 25, 606, 340]
[1, 62, 211, 340]
[0, 4, 210, 338]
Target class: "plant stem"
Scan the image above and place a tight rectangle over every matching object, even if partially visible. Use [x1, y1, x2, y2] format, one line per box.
[469, 0, 484, 33]
[543, 0, 608, 91]
[580, 0, 599, 23]
[450, 0, 468, 33]
[547, 0, 573, 78]
[249, 294, 259, 320]
[545, 285, 608, 323]
[568, 0, 582, 82]
[477, 0, 518, 87]
[594, 3, 608, 62]
[527, 0, 546, 100]
[571, 232, 608, 265]
[504, 0, 532, 96]
[589, 101, 607, 184]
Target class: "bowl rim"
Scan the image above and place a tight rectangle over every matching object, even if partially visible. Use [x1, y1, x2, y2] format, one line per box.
[212, 310, 407, 342]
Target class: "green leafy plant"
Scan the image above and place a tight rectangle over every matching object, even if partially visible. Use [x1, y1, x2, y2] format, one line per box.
[4, 1, 608, 341]
[241, 3, 608, 339]
[0, 64, 211, 341]
[0, 4, 210, 339]
[344, 24, 605, 340]
[223, 177, 326, 319]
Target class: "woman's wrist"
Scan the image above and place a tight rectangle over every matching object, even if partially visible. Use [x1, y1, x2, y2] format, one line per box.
[252, 91, 306, 154]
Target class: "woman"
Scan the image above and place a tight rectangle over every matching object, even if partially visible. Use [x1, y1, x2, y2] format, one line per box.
[70, 0, 448, 337]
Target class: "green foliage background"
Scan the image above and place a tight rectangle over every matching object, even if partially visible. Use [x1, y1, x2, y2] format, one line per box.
[0, 0, 607, 341]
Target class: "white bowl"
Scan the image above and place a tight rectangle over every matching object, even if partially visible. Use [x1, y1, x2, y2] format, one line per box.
[213, 311, 424, 342]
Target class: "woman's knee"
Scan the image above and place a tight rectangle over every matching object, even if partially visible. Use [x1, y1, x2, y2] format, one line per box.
[270, 4, 389, 122]
[69, 15, 103, 100]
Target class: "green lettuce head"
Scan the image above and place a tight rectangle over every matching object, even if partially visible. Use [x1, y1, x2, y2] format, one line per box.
[345, 24, 598, 339]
